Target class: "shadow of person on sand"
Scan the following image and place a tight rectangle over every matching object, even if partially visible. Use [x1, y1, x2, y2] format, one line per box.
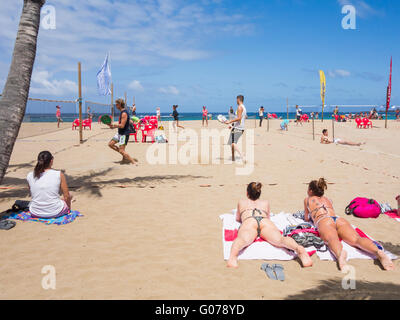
[285, 279, 400, 300]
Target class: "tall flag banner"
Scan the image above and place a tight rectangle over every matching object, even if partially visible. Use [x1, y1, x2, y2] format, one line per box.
[386, 57, 392, 111]
[319, 70, 326, 120]
[96, 53, 112, 96]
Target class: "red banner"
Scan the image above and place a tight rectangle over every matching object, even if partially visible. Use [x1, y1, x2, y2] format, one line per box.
[386, 57, 392, 111]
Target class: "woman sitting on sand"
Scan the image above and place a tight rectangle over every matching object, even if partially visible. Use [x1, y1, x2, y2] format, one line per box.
[27, 151, 72, 218]
[227, 183, 313, 268]
[304, 178, 394, 271]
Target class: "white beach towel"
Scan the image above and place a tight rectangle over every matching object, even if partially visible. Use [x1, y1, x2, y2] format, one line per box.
[220, 211, 398, 262]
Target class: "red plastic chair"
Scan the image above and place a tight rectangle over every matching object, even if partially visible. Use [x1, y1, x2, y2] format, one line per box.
[129, 123, 139, 143]
[72, 119, 80, 130]
[363, 118, 372, 129]
[141, 124, 156, 143]
[82, 119, 92, 130]
[355, 118, 363, 129]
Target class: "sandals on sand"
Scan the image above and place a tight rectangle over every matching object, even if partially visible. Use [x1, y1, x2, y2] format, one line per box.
[0, 220, 16, 230]
[261, 263, 285, 281]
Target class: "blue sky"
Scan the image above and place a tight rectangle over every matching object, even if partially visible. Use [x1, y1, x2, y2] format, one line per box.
[0, 0, 398, 112]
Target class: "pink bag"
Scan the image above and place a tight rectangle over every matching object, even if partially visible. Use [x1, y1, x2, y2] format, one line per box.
[345, 197, 381, 218]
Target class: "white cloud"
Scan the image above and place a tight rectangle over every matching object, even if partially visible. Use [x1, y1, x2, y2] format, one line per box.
[128, 80, 144, 91]
[30, 70, 77, 96]
[328, 69, 351, 78]
[158, 86, 180, 95]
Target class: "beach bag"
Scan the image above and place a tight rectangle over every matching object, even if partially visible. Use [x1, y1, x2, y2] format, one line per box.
[345, 197, 381, 219]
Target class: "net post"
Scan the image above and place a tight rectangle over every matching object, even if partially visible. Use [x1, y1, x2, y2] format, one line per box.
[111, 83, 114, 120]
[78, 62, 83, 143]
[312, 116, 315, 140]
[286, 98, 289, 121]
[332, 116, 335, 141]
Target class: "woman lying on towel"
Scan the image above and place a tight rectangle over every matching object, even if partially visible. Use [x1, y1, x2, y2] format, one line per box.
[304, 178, 394, 271]
[227, 182, 313, 268]
[27, 151, 73, 219]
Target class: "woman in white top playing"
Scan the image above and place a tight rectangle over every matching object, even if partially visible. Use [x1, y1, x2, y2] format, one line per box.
[27, 151, 72, 218]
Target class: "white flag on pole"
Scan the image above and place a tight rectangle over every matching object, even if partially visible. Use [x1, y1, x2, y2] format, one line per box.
[96, 53, 112, 96]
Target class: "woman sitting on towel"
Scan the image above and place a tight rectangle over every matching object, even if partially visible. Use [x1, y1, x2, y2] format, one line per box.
[27, 151, 72, 218]
[304, 178, 394, 271]
[227, 183, 313, 268]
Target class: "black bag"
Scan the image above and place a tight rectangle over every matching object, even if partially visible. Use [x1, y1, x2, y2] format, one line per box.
[11, 200, 30, 212]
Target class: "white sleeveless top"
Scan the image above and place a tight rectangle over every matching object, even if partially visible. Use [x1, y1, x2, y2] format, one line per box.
[233, 104, 246, 131]
[27, 169, 64, 217]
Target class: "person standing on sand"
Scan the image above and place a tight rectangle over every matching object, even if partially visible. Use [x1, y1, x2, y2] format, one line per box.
[202, 106, 208, 127]
[258, 106, 265, 127]
[171, 105, 184, 131]
[227, 182, 313, 268]
[225, 95, 246, 162]
[295, 105, 303, 126]
[320, 129, 365, 147]
[108, 99, 138, 165]
[304, 178, 394, 271]
[56, 105, 63, 128]
[156, 107, 161, 123]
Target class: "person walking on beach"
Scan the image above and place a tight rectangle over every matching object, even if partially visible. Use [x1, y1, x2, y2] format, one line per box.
[225, 95, 246, 162]
[156, 107, 161, 123]
[258, 106, 265, 127]
[304, 178, 394, 271]
[171, 105, 184, 131]
[320, 129, 365, 146]
[56, 105, 63, 128]
[227, 182, 313, 268]
[229, 106, 235, 121]
[130, 103, 137, 117]
[202, 106, 208, 127]
[295, 105, 303, 126]
[108, 99, 138, 165]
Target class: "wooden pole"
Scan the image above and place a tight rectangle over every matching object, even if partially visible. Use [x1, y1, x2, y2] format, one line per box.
[267, 115, 270, 132]
[385, 109, 388, 129]
[332, 117, 335, 141]
[286, 98, 289, 121]
[78, 62, 83, 143]
[312, 116, 315, 140]
[124, 91, 127, 105]
[111, 83, 114, 120]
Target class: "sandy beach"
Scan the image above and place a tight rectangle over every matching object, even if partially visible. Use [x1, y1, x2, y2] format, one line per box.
[0, 119, 399, 300]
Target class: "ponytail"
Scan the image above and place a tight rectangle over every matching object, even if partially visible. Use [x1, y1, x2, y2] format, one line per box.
[247, 182, 262, 201]
[34, 151, 53, 179]
[308, 178, 327, 197]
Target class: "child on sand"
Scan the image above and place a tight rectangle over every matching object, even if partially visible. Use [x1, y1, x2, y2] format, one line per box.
[320, 129, 365, 146]
[227, 182, 313, 268]
[304, 178, 394, 271]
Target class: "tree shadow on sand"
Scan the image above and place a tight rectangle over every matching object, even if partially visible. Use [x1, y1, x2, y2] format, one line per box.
[0, 168, 209, 200]
[285, 279, 400, 300]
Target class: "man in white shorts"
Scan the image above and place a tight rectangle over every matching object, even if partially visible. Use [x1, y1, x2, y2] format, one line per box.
[320, 129, 365, 147]
[108, 99, 138, 165]
[225, 95, 247, 162]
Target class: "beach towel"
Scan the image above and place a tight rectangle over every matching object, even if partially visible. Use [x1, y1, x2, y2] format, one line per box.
[220, 211, 398, 262]
[5, 210, 82, 225]
[383, 210, 400, 222]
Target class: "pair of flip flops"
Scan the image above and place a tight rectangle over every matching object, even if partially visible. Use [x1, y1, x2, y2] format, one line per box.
[0, 220, 16, 230]
[261, 263, 285, 281]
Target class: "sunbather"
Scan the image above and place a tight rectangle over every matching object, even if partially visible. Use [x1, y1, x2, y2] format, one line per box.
[320, 129, 365, 146]
[304, 178, 394, 271]
[27, 151, 72, 219]
[227, 182, 313, 268]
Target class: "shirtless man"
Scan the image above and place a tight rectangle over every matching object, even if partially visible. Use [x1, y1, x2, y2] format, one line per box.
[320, 129, 365, 146]
[304, 178, 394, 271]
[227, 182, 313, 268]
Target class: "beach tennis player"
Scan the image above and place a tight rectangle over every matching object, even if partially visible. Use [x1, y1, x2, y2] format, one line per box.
[107, 99, 138, 165]
[321, 129, 365, 146]
[224, 95, 246, 162]
[202, 106, 208, 127]
[56, 105, 63, 128]
[171, 105, 184, 131]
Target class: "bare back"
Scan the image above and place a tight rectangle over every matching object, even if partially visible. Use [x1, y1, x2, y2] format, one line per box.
[304, 196, 335, 224]
[236, 198, 270, 222]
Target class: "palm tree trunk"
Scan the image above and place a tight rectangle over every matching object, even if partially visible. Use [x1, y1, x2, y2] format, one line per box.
[0, 0, 45, 184]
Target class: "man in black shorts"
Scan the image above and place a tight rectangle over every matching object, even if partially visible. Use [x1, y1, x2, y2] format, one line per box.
[108, 98, 138, 165]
